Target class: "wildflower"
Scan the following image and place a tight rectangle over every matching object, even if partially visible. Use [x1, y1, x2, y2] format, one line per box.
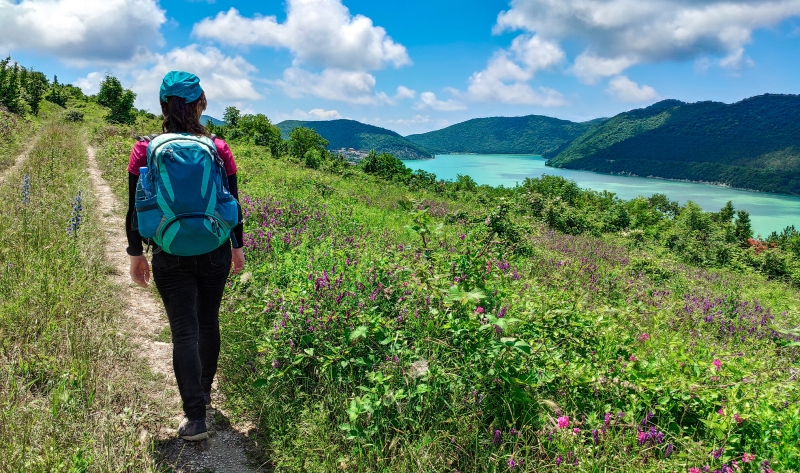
[712, 447, 724, 460]
[498, 307, 507, 318]
[731, 461, 739, 470]
[21, 174, 30, 205]
[666, 443, 674, 457]
[555, 456, 562, 466]
[572, 428, 580, 435]
[733, 414, 743, 424]
[475, 307, 485, 314]
[718, 408, 725, 416]
[604, 412, 611, 427]
[506, 458, 518, 469]
[66, 191, 83, 236]
[713, 359, 722, 371]
[592, 429, 598, 444]
[509, 428, 519, 436]
[639, 333, 650, 342]
[557, 416, 569, 429]
[638, 431, 648, 445]
[459, 233, 466, 240]
[741, 453, 755, 463]
[690, 468, 701, 473]
[493, 429, 502, 446]
[629, 355, 638, 362]
[271, 359, 279, 369]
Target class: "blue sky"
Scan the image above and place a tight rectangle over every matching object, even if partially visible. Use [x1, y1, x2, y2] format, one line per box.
[3, 0, 800, 134]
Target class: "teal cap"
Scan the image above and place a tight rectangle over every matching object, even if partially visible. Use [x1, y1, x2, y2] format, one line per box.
[159, 71, 203, 103]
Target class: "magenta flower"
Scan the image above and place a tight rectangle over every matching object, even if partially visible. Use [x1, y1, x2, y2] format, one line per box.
[718, 408, 725, 416]
[475, 307, 485, 314]
[639, 333, 650, 342]
[689, 469, 701, 473]
[734, 414, 743, 424]
[713, 359, 722, 371]
[629, 354, 638, 362]
[557, 416, 569, 429]
[742, 453, 755, 463]
[572, 428, 580, 435]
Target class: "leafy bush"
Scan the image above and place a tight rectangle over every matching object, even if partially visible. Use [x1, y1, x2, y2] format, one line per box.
[96, 75, 136, 124]
[63, 109, 84, 122]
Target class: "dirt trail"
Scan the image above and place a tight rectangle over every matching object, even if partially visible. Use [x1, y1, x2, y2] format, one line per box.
[85, 146, 262, 473]
[0, 137, 39, 187]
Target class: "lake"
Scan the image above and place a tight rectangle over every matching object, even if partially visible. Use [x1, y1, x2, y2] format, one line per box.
[404, 154, 800, 237]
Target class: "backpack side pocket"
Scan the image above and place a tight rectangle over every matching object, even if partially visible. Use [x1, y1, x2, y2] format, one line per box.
[135, 195, 163, 239]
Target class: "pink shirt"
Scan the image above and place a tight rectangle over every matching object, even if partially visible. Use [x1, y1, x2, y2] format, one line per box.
[127, 137, 238, 176]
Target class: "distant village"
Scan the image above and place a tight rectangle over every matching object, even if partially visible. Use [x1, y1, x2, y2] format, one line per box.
[334, 148, 370, 163]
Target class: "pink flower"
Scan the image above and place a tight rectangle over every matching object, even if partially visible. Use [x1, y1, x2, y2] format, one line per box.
[689, 468, 701, 473]
[638, 432, 647, 443]
[475, 307, 484, 314]
[718, 408, 725, 416]
[742, 453, 755, 463]
[639, 333, 650, 342]
[713, 359, 722, 371]
[557, 416, 569, 429]
[572, 428, 580, 435]
[629, 355, 638, 362]
[734, 414, 743, 424]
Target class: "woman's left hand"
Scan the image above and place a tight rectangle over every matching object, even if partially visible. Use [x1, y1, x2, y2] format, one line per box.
[231, 247, 245, 274]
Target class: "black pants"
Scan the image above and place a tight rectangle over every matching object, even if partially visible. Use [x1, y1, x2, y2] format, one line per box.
[152, 243, 231, 420]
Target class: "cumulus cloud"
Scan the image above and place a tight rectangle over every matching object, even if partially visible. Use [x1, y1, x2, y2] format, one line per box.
[464, 34, 566, 105]
[309, 109, 342, 119]
[493, 0, 800, 82]
[273, 67, 394, 105]
[0, 0, 166, 62]
[193, 1, 409, 71]
[75, 71, 103, 95]
[395, 86, 417, 100]
[414, 92, 467, 111]
[129, 45, 261, 112]
[606, 75, 659, 102]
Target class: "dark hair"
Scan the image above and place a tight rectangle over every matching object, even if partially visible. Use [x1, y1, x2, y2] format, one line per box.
[160, 92, 208, 135]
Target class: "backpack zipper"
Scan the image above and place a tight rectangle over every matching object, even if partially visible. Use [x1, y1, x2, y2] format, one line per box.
[158, 213, 229, 241]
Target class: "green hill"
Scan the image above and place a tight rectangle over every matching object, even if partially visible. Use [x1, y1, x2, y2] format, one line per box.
[547, 95, 800, 195]
[405, 115, 599, 155]
[277, 119, 433, 160]
[201, 114, 225, 127]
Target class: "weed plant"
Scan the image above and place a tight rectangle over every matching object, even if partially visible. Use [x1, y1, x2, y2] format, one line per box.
[0, 120, 160, 472]
[91, 126, 800, 472]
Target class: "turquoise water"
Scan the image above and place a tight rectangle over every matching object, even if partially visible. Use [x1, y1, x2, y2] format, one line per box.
[405, 154, 800, 237]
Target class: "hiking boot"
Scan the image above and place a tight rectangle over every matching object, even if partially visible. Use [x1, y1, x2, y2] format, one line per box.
[178, 417, 209, 441]
[204, 392, 212, 409]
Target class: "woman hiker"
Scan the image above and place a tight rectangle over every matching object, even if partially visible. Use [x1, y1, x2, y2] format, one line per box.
[126, 71, 245, 441]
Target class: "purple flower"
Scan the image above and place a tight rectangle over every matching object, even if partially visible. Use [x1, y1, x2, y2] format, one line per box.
[712, 447, 724, 460]
[665, 443, 674, 457]
[506, 458, 518, 469]
[592, 429, 598, 444]
[493, 429, 501, 446]
[555, 456, 562, 466]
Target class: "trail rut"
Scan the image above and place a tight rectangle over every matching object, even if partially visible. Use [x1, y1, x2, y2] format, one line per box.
[85, 145, 262, 473]
[0, 137, 39, 186]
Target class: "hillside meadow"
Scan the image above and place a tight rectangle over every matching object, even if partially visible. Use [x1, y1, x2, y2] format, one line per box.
[88, 110, 800, 473]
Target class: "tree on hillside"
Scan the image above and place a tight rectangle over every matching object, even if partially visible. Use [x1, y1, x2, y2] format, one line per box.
[97, 75, 136, 124]
[46, 75, 69, 108]
[289, 127, 329, 161]
[0, 58, 49, 115]
[362, 150, 411, 180]
[735, 210, 753, 244]
[223, 106, 241, 127]
[238, 113, 283, 157]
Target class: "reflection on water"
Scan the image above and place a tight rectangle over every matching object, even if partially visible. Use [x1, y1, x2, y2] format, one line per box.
[405, 154, 800, 237]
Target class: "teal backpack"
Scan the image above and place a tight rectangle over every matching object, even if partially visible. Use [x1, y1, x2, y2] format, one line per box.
[135, 133, 240, 256]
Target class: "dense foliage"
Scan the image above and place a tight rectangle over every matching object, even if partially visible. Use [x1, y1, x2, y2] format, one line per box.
[96, 75, 137, 125]
[406, 115, 600, 155]
[278, 119, 434, 160]
[547, 95, 800, 195]
[0, 57, 51, 115]
[86, 105, 800, 473]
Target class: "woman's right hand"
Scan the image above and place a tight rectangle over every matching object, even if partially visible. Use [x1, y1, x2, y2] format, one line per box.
[129, 255, 151, 288]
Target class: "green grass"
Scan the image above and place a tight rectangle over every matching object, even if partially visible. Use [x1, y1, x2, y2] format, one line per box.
[89, 124, 800, 472]
[0, 117, 163, 472]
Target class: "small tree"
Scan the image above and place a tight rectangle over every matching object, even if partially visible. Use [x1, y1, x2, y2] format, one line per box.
[361, 150, 410, 180]
[223, 106, 241, 127]
[735, 210, 753, 244]
[238, 113, 284, 157]
[289, 127, 328, 161]
[97, 75, 136, 124]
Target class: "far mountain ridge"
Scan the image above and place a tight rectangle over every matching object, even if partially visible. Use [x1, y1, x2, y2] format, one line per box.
[547, 93, 800, 195]
[277, 119, 433, 160]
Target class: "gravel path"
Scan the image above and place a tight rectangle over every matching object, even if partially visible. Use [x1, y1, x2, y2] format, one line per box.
[86, 145, 263, 473]
[0, 136, 39, 186]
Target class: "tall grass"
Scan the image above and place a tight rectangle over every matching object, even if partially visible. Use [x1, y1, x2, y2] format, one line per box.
[0, 120, 160, 472]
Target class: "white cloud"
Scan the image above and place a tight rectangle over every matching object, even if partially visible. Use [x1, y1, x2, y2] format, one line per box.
[414, 92, 467, 111]
[128, 45, 261, 113]
[0, 0, 166, 62]
[75, 71, 103, 95]
[463, 34, 566, 105]
[606, 75, 659, 102]
[719, 47, 755, 69]
[494, 0, 800, 79]
[193, 1, 409, 71]
[273, 67, 393, 105]
[309, 109, 342, 120]
[395, 86, 417, 100]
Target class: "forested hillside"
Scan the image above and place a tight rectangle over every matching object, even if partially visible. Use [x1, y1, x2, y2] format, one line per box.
[406, 115, 599, 155]
[547, 95, 800, 195]
[277, 119, 433, 160]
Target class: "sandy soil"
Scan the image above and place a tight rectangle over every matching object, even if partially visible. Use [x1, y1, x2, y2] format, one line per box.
[86, 146, 264, 473]
[0, 137, 39, 186]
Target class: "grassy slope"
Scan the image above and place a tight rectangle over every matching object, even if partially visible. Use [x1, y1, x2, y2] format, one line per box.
[89, 124, 800, 472]
[277, 119, 434, 160]
[547, 95, 800, 194]
[0, 108, 36, 171]
[406, 115, 597, 155]
[0, 102, 161, 472]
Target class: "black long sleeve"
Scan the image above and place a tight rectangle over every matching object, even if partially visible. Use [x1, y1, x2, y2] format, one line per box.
[228, 173, 244, 249]
[125, 171, 244, 255]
